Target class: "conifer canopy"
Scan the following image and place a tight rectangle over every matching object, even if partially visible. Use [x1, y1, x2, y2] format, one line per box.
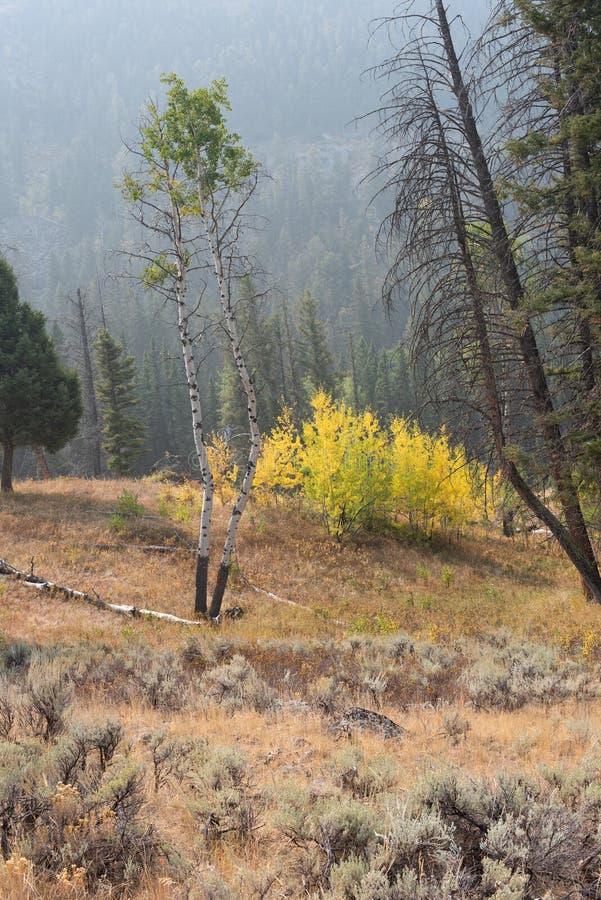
[0, 256, 83, 491]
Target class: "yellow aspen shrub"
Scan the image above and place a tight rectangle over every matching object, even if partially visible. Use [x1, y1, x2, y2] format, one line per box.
[157, 479, 201, 522]
[389, 419, 485, 535]
[300, 392, 390, 539]
[207, 432, 239, 504]
[253, 406, 303, 501]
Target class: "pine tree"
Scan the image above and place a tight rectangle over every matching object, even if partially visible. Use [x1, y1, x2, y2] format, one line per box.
[502, 0, 601, 483]
[296, 290, 336, 399]
[94, 328, 144, 476]
[0, 256, 82, 492]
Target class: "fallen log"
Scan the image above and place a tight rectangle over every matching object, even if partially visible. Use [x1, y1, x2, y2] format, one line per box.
[0, 557, 344, 628]
[0, 557, 204, 626]
[95, 543, 191, 554]
[242, 576, 347, 626]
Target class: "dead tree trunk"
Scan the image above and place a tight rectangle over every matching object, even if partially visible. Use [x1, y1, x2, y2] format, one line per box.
[166, 185, 214, 617]
[74, 289, 102, 477]
[434, 0, 601, 601]
[34, 446, 51, 480]
[203, 202, 261, 620]
[1, 442, 14, 493]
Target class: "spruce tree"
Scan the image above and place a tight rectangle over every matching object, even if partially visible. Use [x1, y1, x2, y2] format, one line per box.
[503, 0, 601, 484]
[94, 328, 144, 476]
[296, 290, 336, 399]
[0, 256, 82, 492]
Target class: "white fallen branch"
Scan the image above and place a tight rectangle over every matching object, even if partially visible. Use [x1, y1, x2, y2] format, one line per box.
[0, 557, 204, 626]
[0, 557, 346, 628]
[241, 576, 347, 626]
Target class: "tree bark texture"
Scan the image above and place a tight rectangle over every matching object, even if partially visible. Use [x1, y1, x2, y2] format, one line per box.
[204, 206, 261, 620]
[209, 563, 230, 620]
[195, 554, 209, 616]
[167, 181, 214, 617]
[34, 446, 51, 480]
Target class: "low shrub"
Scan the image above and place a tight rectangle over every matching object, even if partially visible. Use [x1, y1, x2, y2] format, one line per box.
[199, 654, 275, 712]
[461, 636, 593, 710]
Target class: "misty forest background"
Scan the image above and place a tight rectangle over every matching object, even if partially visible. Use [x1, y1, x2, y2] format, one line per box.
[0, 0, 485, 479]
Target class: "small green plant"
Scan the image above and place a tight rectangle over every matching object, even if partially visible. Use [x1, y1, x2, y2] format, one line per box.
[416, 563, 431, 581]
[108, 512, 127, 532]
[313, 606, 331, 621]
[109, 492, 145, 533]
[116, 490, 145, 516]
[417, 594, 436, 611]
[440, 565, 453, 587]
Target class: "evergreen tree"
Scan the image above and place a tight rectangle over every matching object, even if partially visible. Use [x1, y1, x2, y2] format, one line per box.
[356, 337, 378, 410]
[502, 0, 601, 483]
[161, 342, 193, 461]
[0, 256, 82, 492]
[94, 328, 144, 475]
[218, 349, 248, 438]
[296, 290, 336, 400]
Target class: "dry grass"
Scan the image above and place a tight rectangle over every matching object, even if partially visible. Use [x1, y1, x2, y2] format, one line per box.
[1, 476, 599, 648]
[1, 477, 601, 896]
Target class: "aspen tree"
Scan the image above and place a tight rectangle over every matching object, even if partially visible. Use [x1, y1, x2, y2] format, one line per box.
[120, 76, 261, 618]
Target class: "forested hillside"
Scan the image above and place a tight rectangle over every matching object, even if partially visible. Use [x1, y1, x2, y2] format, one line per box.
[0, 0, 488, 478]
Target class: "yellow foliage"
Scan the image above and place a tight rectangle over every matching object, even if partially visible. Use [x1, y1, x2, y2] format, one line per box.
[389, 418, 486, 535]
[253, 395, 494, 541]
[56, 864, 87, 896]
[300, 392, 390, 539]
[157, 479, 201, 522]
[0, 853, 34, 899]
[207, 433, 239, 504]
[582, 628, 600, 659]
[254, 407, 303, 501]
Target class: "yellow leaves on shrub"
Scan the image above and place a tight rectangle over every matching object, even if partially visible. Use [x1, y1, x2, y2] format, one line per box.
[254, 394, 493, 539]
[254, 406, 303, 501]
[157, 480, 201, 522]
[207, 432, 239, 504]
[157, 434, 239, 517]
[389, 419, 486, 535]
[300, 392, 390, 539]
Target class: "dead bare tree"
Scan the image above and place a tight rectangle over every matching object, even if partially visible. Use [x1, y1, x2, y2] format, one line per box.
[66, 288, 102, 477]
[368, 1, 601, 600]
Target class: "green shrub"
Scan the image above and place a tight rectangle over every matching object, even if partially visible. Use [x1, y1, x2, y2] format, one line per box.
[115, 490, 145, 517]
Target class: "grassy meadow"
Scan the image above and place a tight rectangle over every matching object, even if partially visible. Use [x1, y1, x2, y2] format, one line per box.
[0, 477, 599, 898]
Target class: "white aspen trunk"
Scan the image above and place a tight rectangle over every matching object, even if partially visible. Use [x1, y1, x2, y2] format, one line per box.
[202, 209, 261, 620]
[169, 193, 214, 616]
